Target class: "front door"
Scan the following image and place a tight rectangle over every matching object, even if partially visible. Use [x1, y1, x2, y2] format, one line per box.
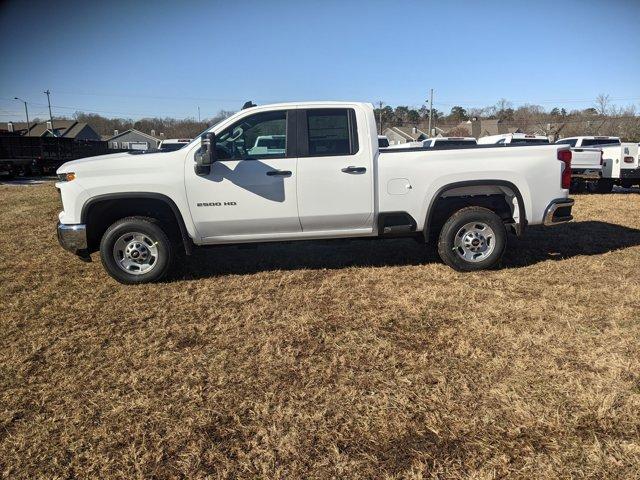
[185, 109, 301, 241]
[296, 108, 374, 232]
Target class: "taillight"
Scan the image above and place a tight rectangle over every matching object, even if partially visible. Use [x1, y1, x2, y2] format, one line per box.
[558, 149, 572, 189]
[623, 156, 634, 164]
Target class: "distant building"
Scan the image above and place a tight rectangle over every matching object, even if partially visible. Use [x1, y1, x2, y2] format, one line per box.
[4, 120, 101, 140]
[106, 129, 160, 150]
[383, 126, 431, 145]
[448, 119, 523, 139]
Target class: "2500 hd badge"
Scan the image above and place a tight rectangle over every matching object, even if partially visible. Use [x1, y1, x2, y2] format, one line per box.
[197, 201, 237, 207]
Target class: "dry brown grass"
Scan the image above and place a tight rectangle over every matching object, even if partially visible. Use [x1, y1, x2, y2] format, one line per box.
[1, 182, 639, 479]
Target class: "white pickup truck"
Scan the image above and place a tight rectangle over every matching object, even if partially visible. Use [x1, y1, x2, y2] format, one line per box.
[478, 134, 602, 189]
[556, 136, 639, 192]
[387, 137, 477, 150]
[56, 101, 574, 284]
[477, 133, 550, 145]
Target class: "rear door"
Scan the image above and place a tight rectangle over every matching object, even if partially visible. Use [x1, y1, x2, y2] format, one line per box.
[296, 108, 374, 232]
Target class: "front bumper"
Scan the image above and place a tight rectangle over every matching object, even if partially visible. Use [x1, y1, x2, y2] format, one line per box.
[57, 222, 90, 259]
[543, 198, 574, 226]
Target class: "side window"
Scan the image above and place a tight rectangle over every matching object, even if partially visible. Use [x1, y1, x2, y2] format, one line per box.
[215, 110, 287, 160]
[496, 138, 506, 144]
[307, 109, 358, 156]
[557, 139, 577, 147]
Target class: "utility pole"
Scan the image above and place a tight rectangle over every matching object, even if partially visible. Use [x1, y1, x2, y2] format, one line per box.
[13, 97, 30, 134]
[197, 106, 201, 122]
[43, 89, 55, 135]
[428, 88, 434, 137]
[377, 100, 384, 135]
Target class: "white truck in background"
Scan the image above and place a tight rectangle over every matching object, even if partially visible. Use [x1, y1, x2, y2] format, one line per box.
[556, 137, 640, 192]
[385, 137, 477, 149]
[55, 101, 574, 284]
[158, 138, 192, 152]
[422, 137, 477, 148]
[477, 133, 550, 145]
[378, 135, 390, 148]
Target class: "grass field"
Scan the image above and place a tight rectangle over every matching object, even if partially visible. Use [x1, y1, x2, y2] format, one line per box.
[1, 182, 639, 479]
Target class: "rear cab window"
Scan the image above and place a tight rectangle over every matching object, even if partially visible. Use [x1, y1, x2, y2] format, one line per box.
[432, 139, 476, 147]
[556, 139, 577, 147]
[304, 108, 359, 156]
[509, 138, 550, 145]
[581, 138, 621, 147]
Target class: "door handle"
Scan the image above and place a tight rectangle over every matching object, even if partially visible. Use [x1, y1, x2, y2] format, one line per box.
[266, 170, 292, 176]
[341, 166, 367, 174]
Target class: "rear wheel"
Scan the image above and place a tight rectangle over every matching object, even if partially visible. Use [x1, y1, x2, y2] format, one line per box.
[100, 216, 174, 284]
[570, 179, 586, 194]
[437, 207, 507, 272]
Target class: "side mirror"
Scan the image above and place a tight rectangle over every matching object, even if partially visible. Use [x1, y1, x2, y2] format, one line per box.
[195, 132, 216, 175]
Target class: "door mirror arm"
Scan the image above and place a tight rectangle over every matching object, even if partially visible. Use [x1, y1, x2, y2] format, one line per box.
[195, 132, 216, 175]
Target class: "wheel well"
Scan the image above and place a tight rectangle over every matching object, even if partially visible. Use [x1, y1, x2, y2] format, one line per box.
[425, 184, 523, 242]
[83, 197, 186, 253]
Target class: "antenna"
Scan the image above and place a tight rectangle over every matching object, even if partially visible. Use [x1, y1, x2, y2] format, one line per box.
[242, 101, 257, 110]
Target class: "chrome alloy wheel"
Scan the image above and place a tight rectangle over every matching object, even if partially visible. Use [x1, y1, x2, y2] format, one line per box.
[112, 232, 159, 275]
[453, 222, 496, 262]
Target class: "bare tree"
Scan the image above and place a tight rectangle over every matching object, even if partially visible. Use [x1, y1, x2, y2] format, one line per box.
[595, 94, 610, 115]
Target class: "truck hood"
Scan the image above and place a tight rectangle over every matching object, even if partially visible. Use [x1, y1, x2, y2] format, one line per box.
[57, 151, 174, 174]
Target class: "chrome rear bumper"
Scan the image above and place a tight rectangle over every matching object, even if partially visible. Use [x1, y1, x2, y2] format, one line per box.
[571, 169, 601, 180]
[543, 199, 574, 226]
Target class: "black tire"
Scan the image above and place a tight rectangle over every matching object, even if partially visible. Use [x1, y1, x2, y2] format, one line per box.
[595, 179, 614, 193]
[620, 180, 633, 189]
[437, 206, 507, 272]
[570, 179, 586, 194]
[100, 216, 174, 284]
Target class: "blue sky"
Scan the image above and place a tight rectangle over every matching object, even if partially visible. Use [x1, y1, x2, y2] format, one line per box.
[1, 0, 639, 121]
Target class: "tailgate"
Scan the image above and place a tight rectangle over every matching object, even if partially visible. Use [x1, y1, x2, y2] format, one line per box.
[571, 148, 602, 170]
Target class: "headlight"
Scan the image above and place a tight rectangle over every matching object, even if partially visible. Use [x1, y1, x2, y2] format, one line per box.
[57, 172, 76, 182]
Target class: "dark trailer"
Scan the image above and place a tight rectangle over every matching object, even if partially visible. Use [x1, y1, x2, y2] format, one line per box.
[0, 135, 113, 177]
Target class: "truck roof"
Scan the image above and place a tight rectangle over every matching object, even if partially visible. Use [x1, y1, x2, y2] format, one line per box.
[240, 101, 373, 110]
[558, 136, 620, 141]
[481, 133, 548, 141]
[160, 138, 191, 144]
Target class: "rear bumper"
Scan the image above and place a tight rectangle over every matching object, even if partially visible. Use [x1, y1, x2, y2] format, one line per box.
[57, 222, 89, 258]
[543, 198, 574, 226]
[620, 167, 640, 180]
[571, 168, 601, 180]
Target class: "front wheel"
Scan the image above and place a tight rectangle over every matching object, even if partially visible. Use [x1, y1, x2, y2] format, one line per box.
[100, 216, 174, 284]
[437, 207, 507, 272]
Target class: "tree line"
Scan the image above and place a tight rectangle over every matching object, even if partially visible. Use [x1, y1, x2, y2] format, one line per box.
[375, 94, 640, 140]
[32, 93, 639, 141]
[70, 110, 235, 139]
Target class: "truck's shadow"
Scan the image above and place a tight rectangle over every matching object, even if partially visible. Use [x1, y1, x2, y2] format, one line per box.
[173, 221, 640, 279]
